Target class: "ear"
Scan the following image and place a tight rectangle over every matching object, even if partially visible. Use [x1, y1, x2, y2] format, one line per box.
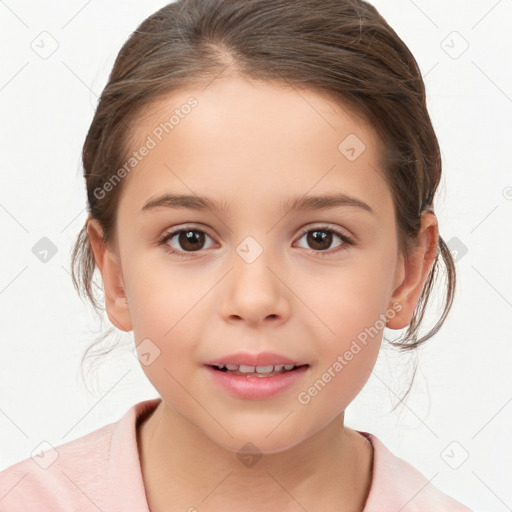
[386, 211, 439, 329]
[86, 217, 133, 332]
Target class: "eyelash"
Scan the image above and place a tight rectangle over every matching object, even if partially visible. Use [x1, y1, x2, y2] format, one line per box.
[157, 225, 356, 259]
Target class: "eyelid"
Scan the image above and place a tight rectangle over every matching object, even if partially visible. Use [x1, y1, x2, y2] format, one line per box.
[296, 222, 354, 239]
[159, 222, 353, 242]
[159, 223, 216, 240]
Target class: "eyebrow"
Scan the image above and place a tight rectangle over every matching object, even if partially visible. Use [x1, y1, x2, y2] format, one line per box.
[140, 192, 375, 216]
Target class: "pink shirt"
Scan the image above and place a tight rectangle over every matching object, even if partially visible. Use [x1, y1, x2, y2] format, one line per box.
[0, 398, 472, 511]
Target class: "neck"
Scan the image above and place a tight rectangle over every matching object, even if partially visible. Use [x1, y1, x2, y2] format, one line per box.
[137, 400, 374, 512]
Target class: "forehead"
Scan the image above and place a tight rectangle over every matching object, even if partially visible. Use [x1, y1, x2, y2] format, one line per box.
[130, 73, 380, 160]
[118, 74, 391, 219]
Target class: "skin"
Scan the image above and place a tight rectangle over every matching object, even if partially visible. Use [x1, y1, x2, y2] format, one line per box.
[87, 73, 439, 512]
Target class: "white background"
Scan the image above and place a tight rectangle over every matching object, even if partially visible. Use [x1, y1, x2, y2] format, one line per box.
[1, 1, 511, 511]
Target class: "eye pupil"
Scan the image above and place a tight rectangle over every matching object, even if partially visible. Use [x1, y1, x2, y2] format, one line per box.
[308, 230, 332, 250]
[179, 230, 205, 251]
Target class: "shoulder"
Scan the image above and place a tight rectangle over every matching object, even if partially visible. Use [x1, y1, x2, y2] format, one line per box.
[0, 419, 115, 511]
[0, 398, 160, 512]
[359, 431, 473, 512]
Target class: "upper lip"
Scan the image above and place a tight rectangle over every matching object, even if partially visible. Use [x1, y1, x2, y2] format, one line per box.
[204, 351, 307, 367]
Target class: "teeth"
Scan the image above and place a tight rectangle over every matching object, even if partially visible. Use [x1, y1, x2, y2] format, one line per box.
[239, 365, 256, 373]
[255, 365, 274, 374]
[214, 363, 299, 374]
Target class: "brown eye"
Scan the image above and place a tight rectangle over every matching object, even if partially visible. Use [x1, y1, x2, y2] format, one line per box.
[306, 230, 333, 251]
[175, 230, 206, 251]
[295, 226, 355, 256]
[160, 228, 215, 255]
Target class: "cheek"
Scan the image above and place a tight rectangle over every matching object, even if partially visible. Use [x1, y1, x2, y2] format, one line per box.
[125, 260, 211, 371]
[123, 251, 203, 331]
[294, 333, 381, 442]
[294, 258, 394, 345]
[297, 304, 383, 422]
[291, 254, 392, 394]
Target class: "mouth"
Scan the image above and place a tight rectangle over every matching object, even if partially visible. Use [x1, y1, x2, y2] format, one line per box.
[206, 363, 309, 378]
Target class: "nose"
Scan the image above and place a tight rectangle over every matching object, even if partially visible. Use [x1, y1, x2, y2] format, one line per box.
[220, 246, 291, 327]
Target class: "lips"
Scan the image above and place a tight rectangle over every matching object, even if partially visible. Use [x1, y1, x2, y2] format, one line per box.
[204, 351, 309, 384]
[204, 362, 309, 399]
[204, 352, 309, 400]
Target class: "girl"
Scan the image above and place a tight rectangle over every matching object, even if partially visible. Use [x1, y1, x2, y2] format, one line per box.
[0, 0, 473, 510]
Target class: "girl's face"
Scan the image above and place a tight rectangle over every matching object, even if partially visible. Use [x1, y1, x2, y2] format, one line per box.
[94, 75, 421, 453]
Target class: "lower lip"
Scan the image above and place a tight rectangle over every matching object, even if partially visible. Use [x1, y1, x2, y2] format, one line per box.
[204, 365, 309, 400]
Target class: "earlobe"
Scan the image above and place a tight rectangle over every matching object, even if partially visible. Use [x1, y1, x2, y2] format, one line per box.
[86, 217, 133, 332]
[386, 212, 439, 330]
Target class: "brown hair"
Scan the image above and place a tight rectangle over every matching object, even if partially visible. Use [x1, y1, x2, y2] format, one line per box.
[71, 0, 455, 402]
